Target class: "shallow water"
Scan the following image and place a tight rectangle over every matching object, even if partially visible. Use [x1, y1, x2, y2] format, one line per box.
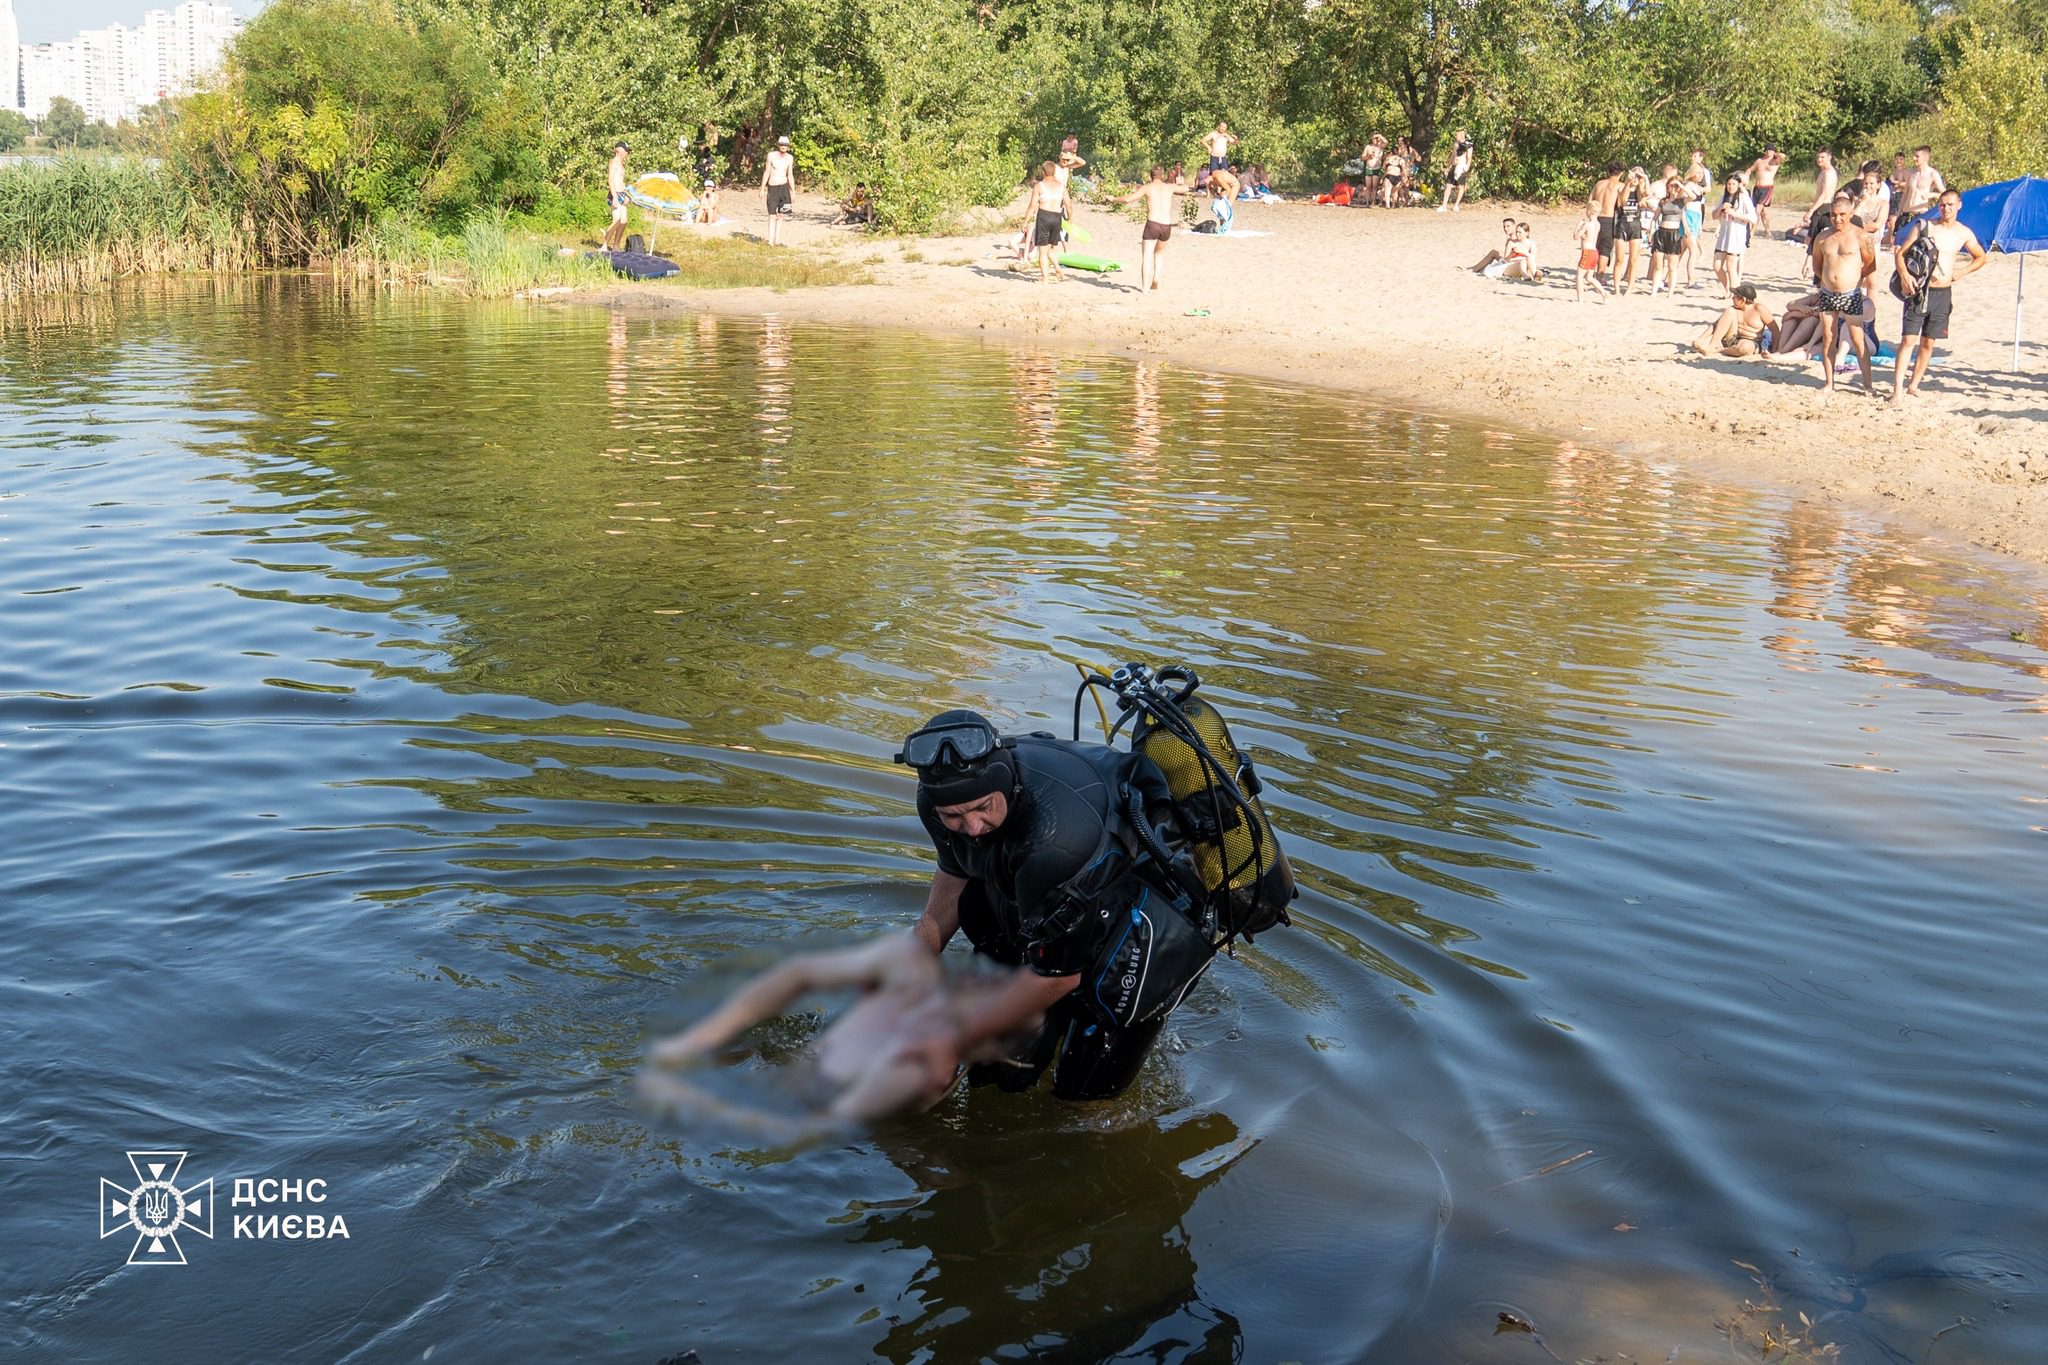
[3, 280, 2046, 1363]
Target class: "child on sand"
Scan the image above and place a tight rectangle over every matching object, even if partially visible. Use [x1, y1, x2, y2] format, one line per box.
[1574, 204, 1608, 302]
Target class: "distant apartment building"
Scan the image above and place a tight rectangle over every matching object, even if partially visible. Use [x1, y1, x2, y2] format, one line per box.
[9, 0, 240, 124]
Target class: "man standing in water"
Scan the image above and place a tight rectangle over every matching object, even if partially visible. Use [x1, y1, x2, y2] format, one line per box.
[762, 134, 794, 246]
[897, 710, 1210, 1102]
[1124, 165, 1182, 293]
[603, 142, 630, 253]
[1810, 199, 1878, 396]
[1892, 189, 1988, 401]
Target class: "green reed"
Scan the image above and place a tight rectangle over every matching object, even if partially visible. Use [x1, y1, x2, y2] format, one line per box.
[0, 156, 253, 299]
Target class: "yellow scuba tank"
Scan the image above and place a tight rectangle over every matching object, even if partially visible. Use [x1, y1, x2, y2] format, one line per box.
[1121, 667, 1295, 941]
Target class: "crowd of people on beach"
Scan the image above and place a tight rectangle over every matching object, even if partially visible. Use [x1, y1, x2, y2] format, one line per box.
[598, 119, 1996, 404]
[1457, 140, 1990, 402]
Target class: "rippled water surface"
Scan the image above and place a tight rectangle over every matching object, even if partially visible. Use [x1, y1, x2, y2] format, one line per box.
[4, 282, 2046, 1363]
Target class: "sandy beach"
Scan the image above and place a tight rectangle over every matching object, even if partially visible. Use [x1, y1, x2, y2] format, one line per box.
[572, 189, 2048, 570]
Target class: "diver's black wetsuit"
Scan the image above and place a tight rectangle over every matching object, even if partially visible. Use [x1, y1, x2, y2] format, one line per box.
[918, 736, 1184, 1100]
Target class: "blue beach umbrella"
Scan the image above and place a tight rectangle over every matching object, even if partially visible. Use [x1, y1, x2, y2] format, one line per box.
[1894, 175, 2048, 370]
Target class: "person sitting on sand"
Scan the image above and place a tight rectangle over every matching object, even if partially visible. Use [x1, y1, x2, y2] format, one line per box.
[1691, 282, 1776, 358]
[838, 182, 874, 226]
[1487, 221, 1542, 282]
[642, 934, 1057, 1138]
[696, 179, 721, 225]
[1767, 291, 1829, 357]
[1316, 178, 1355, 206]
[1470, 215, 1519, 274]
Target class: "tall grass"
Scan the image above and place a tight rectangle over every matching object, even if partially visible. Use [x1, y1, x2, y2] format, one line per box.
[0, 156, 251, 299]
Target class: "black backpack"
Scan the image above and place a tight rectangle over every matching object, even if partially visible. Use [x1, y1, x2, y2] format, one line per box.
[1889, 231, 1936, 299]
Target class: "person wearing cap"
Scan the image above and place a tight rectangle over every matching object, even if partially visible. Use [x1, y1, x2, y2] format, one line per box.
[604, 141, 631, 252]
[763, 134, 794, 246]
[897, 709, 1205, 1101]
[696, 177, 721, 225]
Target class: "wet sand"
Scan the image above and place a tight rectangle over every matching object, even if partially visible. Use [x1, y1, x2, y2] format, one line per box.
[569, 189, 2048, 569]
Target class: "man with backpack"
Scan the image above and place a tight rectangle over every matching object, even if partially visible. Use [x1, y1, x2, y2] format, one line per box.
[1892, 188, 1988, 401]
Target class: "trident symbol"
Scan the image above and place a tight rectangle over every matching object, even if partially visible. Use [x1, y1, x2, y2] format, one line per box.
[102, 1151, 213, 1266]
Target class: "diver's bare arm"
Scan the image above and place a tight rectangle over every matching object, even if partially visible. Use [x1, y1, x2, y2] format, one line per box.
[914, 871, 967, 953]
[955, 970, 1078, 1051]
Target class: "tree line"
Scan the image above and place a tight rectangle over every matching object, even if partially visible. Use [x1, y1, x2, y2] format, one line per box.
[18, 0, 2047, 256]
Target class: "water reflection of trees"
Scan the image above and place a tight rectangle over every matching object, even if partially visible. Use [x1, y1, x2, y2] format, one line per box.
[58, 284, 2046, 994]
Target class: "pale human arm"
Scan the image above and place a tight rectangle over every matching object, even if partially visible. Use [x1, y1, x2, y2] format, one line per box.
[953, 969, 1077, 1052]
[914, 870, 967, 953]
[1954, 227, 1989, 281]
[648, 936, 937, 1065]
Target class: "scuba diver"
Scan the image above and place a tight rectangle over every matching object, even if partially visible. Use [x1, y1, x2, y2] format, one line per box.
[902, 664, 1295, 1101]
[643, 663, 1295, 1121]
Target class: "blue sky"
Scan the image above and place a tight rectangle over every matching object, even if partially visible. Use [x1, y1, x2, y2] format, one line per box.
[12, 0, 266, 46]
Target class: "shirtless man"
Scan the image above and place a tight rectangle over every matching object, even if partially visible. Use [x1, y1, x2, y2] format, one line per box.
[1207, 163, 1240, 232]
[1024, 159, 1069, 282]
[1201, 121, 1239, 171]
[603, 142, 630, 252]
[1590, 161, 1626, 275]
[1892, 188, 1988, 400]
[1055, 133, 1086, 198]
[1747, 147, 1785, 232]
[1810, 199, 1878, 395]
[1122, 165, 1183, 293]
[1800, 149, 1839, 240]
[1903, 145, 1947, 220]
[762, 133, 794, 246]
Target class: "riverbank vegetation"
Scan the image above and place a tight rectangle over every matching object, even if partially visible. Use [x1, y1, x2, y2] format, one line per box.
[3, 0, 2044, 296]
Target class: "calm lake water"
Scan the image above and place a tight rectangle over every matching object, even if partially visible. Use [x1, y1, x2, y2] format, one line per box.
[3, 281, 2046, 1363]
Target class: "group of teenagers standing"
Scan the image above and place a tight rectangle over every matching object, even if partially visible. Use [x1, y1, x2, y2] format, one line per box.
[1562, 150, 1786, 303]
[1326, 130, 1476, 211]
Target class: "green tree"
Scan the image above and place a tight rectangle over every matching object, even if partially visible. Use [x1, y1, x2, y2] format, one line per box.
[173, 0, 545, 260]
[42, 97, 88, 149]
[0, 110, 31, 152]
